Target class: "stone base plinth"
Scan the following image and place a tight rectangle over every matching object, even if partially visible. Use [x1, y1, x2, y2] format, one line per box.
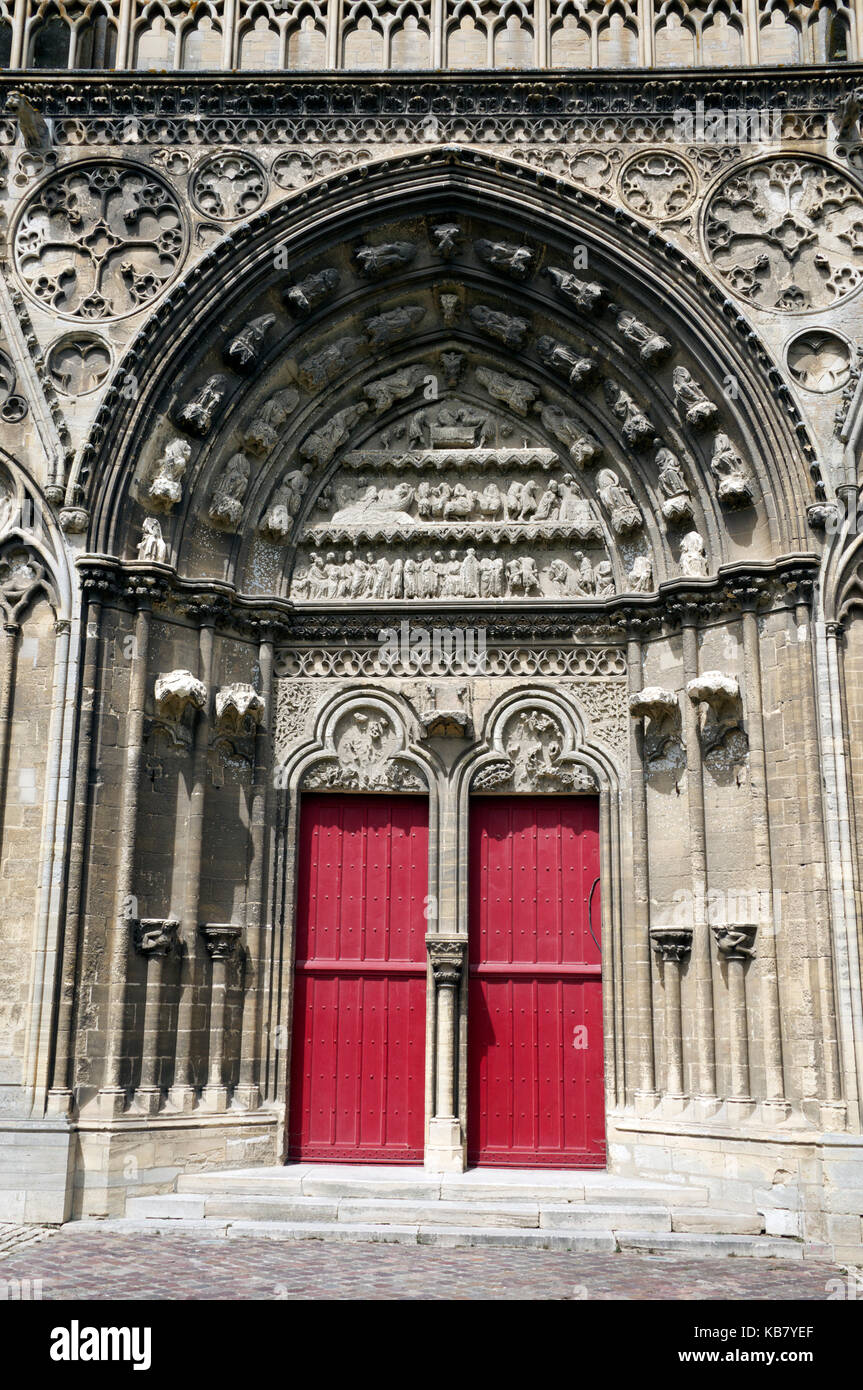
[424, 1117, 465, 1173]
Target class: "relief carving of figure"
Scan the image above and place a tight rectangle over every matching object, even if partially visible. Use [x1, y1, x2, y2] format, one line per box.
[364, 365, 424, 413]
[300, 403, 369, 467]
[242, 387, 300, 457]
[596, 468, 643, 535]
[672, 366, 718, 428]
[477, 483, 504, 518]
[283, 268, 340, 318]
[299, 337, 364, 391]
[474, 238, 534, 280]
[616, 311, 672, 365]
[209, 450, 250, 529]
[443, 483, 473, 520]
[480, 551, 505, 597]
[365, 306, 426, 348]
[354, 241, 417, 277]
[679, 530, 709, 577]
[260, 466, 311, 542]
[175, 374, 228, 437]
[603, 380, 654, 448]
[331, 482, 415, 526]
[593, 559, 616, 596]
[148, 437, 191, 511]
[656, 447, 694, 524]
[536, 336, 596, 388]
[532, 480, 561, 521]
[336, 711, 397, 785]
[628, 555, 654, 593]
[535, 402, 602, 467]
[137, 516, 169, 563]
[224, 314, 276, 373]
[475, 366, 538, 416]
[710, 433, 754, 508]
[548, 557, 592, 596]
[544, 266, 606, 314]
[469, 305, 529, 350]
[504, 711, 575, 791]
[558, 475, 603, 538]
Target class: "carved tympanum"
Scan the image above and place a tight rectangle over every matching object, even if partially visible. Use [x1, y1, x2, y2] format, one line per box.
[476, 709, 597, 794]
[302, 707, 423, 792]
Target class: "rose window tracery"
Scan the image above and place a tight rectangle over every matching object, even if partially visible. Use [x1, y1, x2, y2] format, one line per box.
[13, 160, 187, 321]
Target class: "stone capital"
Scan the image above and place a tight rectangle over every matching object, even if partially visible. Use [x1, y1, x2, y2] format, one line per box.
[649, 925, 693, 963]
[427, 937, 467, 988]
[201, 923, 242, 960]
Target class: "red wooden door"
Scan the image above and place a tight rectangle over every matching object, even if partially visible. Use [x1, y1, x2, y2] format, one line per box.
[468, 797, 605, 1168]
[288, 793, 428, 1163]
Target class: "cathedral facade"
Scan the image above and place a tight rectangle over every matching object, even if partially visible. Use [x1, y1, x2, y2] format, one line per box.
[2, 1, 863, 1261]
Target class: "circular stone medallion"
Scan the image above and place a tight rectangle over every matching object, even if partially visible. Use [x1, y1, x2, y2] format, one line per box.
[704, 157, 863, 311]
[13, 160, 187, 321]
[619, 152, 696, 219]
[786, 330, 853, 392]
[190, 151, 268, 221]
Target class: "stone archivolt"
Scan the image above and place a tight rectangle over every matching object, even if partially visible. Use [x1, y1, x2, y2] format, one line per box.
[113, 187, 782, 606]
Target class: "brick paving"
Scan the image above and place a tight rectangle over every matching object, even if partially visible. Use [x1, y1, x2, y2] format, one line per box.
[0, 1226, 850, 1300]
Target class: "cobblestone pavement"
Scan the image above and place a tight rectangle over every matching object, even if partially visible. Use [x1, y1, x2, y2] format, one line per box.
[0, 1227, 850, 1299]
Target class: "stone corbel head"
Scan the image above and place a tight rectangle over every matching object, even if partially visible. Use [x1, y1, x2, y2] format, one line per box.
[686, 671, 744, 757]
[628, 686, 681, 764]
[154, 669, 207, 725]
[214, 683, 265, 738]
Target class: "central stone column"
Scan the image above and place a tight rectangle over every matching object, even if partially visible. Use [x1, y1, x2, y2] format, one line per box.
[425, 937, 467, 1172]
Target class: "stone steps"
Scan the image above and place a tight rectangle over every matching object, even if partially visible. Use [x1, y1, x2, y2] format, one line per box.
[174, 1165, 710, 1207]
[93, 1211, 802, 1259]
[118, 1164, 806, 1256]
[128, 1191, 675, 1231]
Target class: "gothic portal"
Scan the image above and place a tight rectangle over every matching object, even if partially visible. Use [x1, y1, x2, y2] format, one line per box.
[1, 4, 863, 1261]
